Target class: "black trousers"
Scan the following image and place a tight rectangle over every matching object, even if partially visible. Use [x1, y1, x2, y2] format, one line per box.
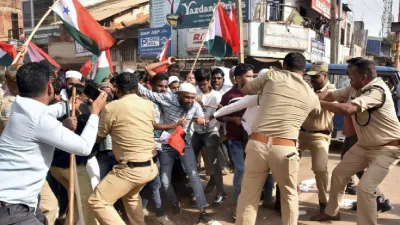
[0, 204, 45, 225]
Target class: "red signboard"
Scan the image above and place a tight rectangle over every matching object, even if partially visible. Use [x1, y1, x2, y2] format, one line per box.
[311, 0, 347, 29]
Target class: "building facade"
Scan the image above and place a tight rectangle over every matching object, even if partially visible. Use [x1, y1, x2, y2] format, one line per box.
[0, 0, 22, 42]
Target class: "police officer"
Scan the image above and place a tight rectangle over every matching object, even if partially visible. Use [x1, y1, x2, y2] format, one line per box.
[235, 53, 320, 225]
[311, 59, 400, 225]
[298, 61, 335, 212]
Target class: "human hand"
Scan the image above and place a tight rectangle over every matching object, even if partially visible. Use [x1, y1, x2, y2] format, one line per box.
[16, 45, 27, 56]
[176, 118, 187, 127]
[62, 117, 77, 131]
[193, 116, 206, 125]
[167, 56, 177, 65]
[91, 91, 108, 115]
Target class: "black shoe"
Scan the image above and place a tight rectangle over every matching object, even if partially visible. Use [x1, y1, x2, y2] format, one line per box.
[199, 212, 214, 224]
[172, 202, 181, 215]
[319, 202, 327, 213]
[212, 192, 228, 207]
[345, 186, 357, 195]
[352, 201, 358, 211]
[274, 203, 281, 215]
[204, 182, 216, 194]
[378, 199, 394, 213]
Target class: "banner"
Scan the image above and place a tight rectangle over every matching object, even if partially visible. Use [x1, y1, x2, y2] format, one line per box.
[150, 0, 250, 28]
[138, 27, 172, 57]
[311, 0, 346, 29]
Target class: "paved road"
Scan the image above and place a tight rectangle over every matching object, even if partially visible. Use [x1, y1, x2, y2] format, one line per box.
[146, 141, 400, 225]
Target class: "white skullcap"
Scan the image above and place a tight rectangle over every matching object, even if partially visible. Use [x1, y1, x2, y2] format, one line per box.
[125, 68, 135, 73]
[178, 82, 196, 94]
[230, 66, 236, 75]
[65, 71, 82, 80]
[168, 76, 180, 85]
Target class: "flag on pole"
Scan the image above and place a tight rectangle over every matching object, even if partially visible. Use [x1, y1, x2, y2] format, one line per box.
[204, 4, 240, 61]
[24, 42, 60, 71]
[80, 59, 93, 77]
[229, 5, 240, 54]
[53, 0, 115, 56]
[0, 42, 17, 66]
[154, 38, 171, 74]
[91, 50, 113, 84]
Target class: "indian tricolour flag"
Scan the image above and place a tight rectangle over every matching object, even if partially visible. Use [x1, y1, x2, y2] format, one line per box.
[204, 4, 239, 61]
[91, 50, 114, 84]
[0, 42, 17, 67]
[53, 0, 115, 56]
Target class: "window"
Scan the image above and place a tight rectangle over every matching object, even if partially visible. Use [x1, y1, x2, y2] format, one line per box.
[34, 0, 56, 26]
[22, 1, 32, 28]
[11, 13, 19, 39]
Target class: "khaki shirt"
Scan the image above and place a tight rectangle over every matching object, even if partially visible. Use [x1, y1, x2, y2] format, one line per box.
[98, 94, 156, 162]
[243, 69, 321, 140]
[0, 96, 15, 134]
[332, 78, 400, 147]
[301, 82, 336, 132]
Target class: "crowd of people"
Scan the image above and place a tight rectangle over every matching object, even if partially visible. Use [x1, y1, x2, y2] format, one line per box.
[0, 46, 399, 225]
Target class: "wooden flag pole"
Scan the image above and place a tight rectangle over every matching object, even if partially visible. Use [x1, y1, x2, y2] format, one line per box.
[68, 87, 76, 225]
[189, 0, 221, 74]
[237, 0, 244, 63]
[11, 0, 60, 65]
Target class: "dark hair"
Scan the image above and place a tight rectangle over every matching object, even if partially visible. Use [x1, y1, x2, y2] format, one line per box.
[234, 63, 254, 77]
[211, 68, 225, 77]
[110, 76, 116, 84]
[17, 62, 51, 98]
[283, 53, 306, 71]
[115, 72, 139, 92]
[53, 78, 63, 95]
[102, 77, 111, 82]
[136, 71, 149, 83]
[168, 64, 180, 72]
[346, 57, 363, 66]
[194, 69, 211, 82]
[153, 73, 169, 83]
[355, 59, 377, 79]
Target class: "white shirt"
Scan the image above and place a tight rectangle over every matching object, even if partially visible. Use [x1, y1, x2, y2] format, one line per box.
[195, 88, 222, 133]
[218, 84, 232, 95]
[214, 95, 258, 135]
[0, 96, 99, 208]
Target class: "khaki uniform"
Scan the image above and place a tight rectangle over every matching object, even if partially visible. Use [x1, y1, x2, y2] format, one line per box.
[235, 69, 320, 225]
[298, 82, 336, 204]
[325, 78, 400, 225]
[0, 96, 15, 133]
[88, 94, 158, 225]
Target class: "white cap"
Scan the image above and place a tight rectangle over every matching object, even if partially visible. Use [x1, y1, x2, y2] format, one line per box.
[168, 76, 180, 85]
[178, 82, 196, 94]
[65, 71, 82, 80]
[125, 68, 135, 73]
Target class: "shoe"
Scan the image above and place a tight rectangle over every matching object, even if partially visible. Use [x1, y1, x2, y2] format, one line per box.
[204, 182, 216, 194]
[143, 208, 156, 219]
[199, 212, 214, 224]
[231, 207, 236, 220]
[274, 202, 281, 215]
[171, 202, 181, 215]
[319, 202, 327, 213]
[222, 167, 230, 175]
[212, 192, 228, 207]
[352, 201, 358, 211]
[345, 186, 357, 195]
[155, 216, 176, 225]
[378, 199, 394, 213]
[310, 212, 341, 221]
[262, 200, 275, 209]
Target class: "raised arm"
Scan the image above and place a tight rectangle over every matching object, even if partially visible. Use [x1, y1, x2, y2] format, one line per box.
[138, 83, 173, 105]
[144, 57, 176, 79]
[213, 95, 258, 119]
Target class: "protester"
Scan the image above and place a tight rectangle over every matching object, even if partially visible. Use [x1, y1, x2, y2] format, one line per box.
[168, 75, 181, 93]
[211, 68, 232, 95]
[0, 62, 107, 225]
[144, 56, 179, 77]
[311, 59, 399, 224]
[186, 72, 196, 85]
[60, 70, 83, 101]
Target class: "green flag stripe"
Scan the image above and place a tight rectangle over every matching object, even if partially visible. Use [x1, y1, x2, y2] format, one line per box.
[0, 54, 13, 67]
[204, 36, 233, 61]
[93, 67, 111, 84]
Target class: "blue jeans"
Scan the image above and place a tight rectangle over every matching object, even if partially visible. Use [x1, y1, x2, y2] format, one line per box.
[264, 172, 274, 201]
[229, 140, 245, 206]
[159, 145, 208, 209]
[141, 174, 163, 217]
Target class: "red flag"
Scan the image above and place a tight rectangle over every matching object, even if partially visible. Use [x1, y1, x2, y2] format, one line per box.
[80, 59, 93, 77]
[229, 5, 240, 54]
[24, 42, 60, 70]
[154, 38, 171, 74]
[167, 126, 185, 155]
[0, 42, 17, 66]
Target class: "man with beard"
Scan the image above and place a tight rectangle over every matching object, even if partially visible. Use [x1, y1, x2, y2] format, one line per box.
[211, 68, 232, 95]
[311, 59, 399, 225]
[0, 62, 107, 225]
[137, 81, 214, 224]
[298, 62, 335, 213]
[60, 71, 83, 101]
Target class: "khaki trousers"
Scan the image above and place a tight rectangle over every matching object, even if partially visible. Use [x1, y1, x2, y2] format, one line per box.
[50, 166, 99, 225]
[88, 161, 158, 225]
[40, 180, 58, 225]
[325, 144, 400, 225]
[298, 132, 330, 203]
[236, 139, 299, 225]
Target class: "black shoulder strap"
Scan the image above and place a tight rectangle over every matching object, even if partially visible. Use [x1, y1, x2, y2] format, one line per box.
[355, 85, 386, 127]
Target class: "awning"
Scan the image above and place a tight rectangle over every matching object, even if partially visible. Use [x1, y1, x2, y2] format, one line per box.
[89, 0, 148, 21]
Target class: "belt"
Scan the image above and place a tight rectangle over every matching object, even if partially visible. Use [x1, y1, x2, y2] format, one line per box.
[249, 133, 296, 147]
[121, 157, 157, 168]
[0, 201, 9, 208]
[300, 127, 331, 135]
[384, 140, 400, 146]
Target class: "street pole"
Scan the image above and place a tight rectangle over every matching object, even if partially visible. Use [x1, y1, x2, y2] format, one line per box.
[237, 0, 244, 63]
[396, 0, 400, 69]
[337, 0, 342, 63]
[330, 0, 338, 64]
